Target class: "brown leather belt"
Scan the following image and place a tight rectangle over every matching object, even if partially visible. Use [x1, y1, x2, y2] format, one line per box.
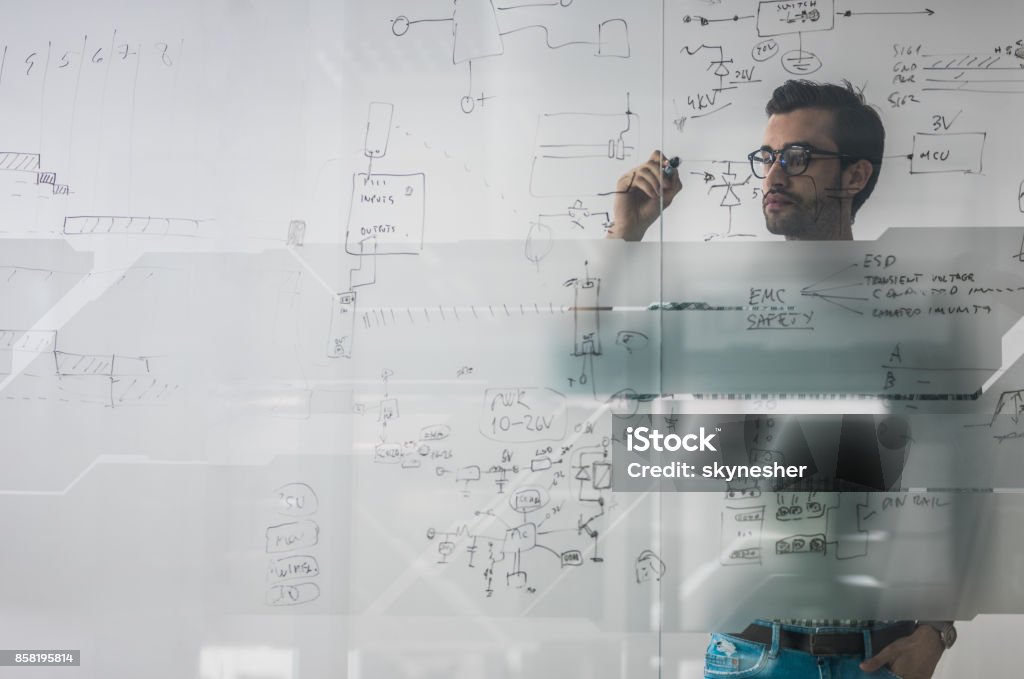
[729, 621, 917, 656]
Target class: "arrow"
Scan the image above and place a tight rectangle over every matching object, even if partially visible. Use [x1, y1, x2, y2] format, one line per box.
[837, 8, 934, 17]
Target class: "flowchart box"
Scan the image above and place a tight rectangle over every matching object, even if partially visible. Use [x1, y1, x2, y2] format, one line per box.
[757, 0, 834, 37]
[345, 173, 425, 255]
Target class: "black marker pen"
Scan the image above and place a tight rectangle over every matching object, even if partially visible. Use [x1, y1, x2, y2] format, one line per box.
[662, 156, 681, 177]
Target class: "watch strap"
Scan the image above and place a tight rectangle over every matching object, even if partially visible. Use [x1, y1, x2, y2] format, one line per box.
[917, 620, 957, 649]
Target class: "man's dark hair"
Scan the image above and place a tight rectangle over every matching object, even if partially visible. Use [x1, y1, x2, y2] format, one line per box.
[765, 79, 885, 219]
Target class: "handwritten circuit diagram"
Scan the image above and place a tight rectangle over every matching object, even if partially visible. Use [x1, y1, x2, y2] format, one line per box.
[2, 2, 1024, 651]
[390, 0, 630, 112]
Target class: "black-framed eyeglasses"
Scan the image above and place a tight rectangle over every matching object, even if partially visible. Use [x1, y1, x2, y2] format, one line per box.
[747, 144, 854, 179]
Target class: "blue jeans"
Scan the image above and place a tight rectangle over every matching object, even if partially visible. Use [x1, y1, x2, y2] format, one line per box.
[704, 621, 902, 678]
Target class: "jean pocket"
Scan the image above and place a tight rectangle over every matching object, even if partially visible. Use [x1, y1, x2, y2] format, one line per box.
[704, 632, 769, 678]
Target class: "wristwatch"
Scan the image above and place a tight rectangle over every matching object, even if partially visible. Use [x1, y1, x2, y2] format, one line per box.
[917, 621, 957, 649]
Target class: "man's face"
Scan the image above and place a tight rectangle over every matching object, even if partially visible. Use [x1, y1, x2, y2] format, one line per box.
[760, 108, 847, 240]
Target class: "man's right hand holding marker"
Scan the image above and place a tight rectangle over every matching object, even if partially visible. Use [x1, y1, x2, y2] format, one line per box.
[606, 149, 683, 241]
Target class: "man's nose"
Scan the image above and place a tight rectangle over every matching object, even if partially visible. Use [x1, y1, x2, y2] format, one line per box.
[764, 154, 789, 189]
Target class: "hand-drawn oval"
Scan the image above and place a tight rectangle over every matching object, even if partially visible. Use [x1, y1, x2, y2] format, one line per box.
[420, 424, 451, 441]
[267, 554, 321, 583]
[275, 482, 319, 516]
[391, 16, 411, 37]
[510, 486, 550, 512]
[752, 38, 779, 62]
[877, 416, 910, 449]
[525, 220, 554, 264]
[266, 582, 320, 607]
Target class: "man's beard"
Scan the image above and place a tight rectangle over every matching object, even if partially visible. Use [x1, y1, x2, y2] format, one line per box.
[763, 177, 843, 240]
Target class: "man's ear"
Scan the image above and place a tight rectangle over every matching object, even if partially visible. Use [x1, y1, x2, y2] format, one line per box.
[843, 158, 874, 195]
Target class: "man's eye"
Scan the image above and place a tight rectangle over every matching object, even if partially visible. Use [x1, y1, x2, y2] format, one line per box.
[782, 150, 805, 165]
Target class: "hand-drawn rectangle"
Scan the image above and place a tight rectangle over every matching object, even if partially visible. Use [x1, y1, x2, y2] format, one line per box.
[721, 505, 765, 565]
[756, 0, 834, 37]
[327, 291, 356, 358]
[364, 102, 394, 159]
[265, 519, 320, 553]
[345, 173, 425, 255]
[63, 216, 201, 236]
[572, 278, 601, 356]
[597, 19, 629, 57]
[910, 132, 986, 174]
[287, 219, 306, 246]
[55, 352, 115, 377]
[775, 533, 827, 555]
[0, 152, 40, 172]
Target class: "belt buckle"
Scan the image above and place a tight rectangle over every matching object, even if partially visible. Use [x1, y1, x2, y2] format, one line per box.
[808, 632, 838, 656]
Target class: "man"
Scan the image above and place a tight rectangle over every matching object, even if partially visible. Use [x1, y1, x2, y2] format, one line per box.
[607, 80, 954, 678]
